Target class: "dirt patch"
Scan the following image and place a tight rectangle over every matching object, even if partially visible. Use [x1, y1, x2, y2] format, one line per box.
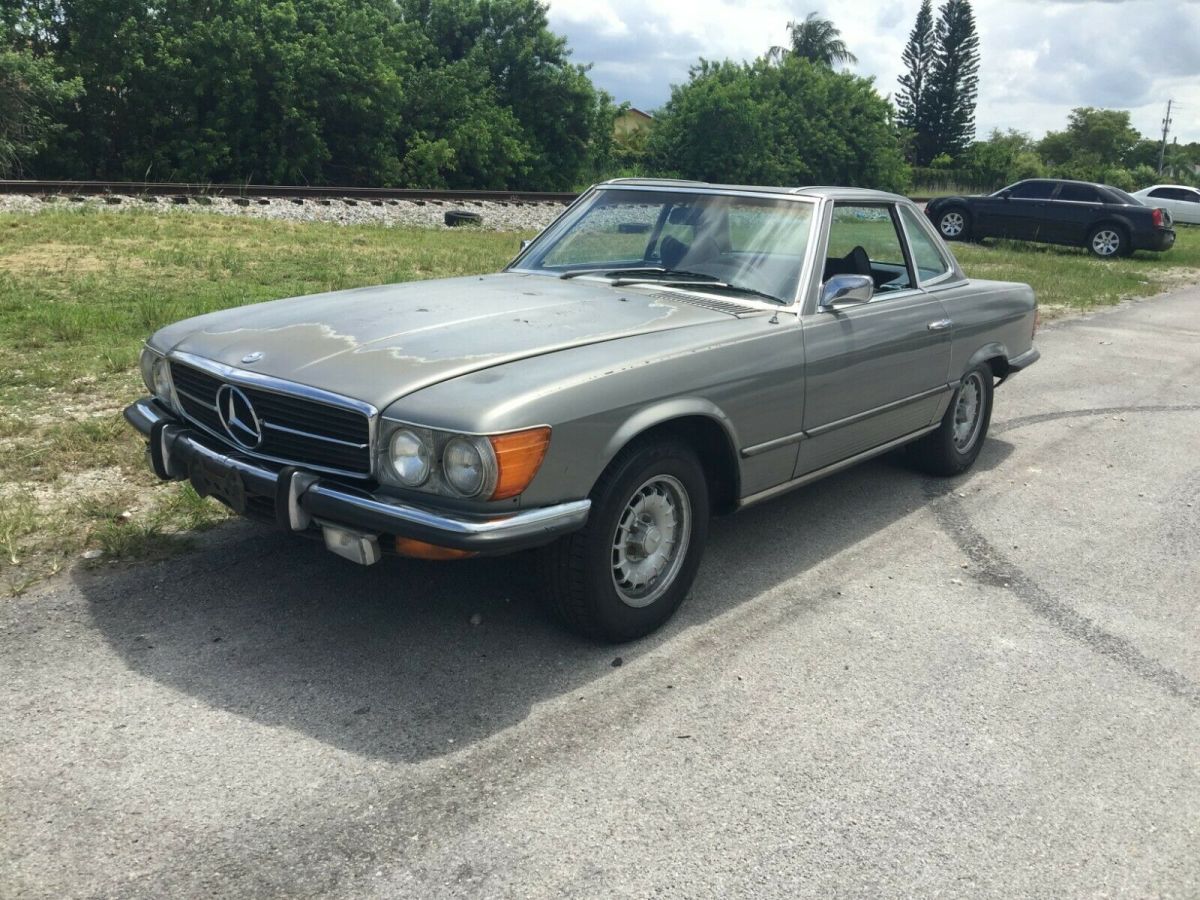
[0, 243, 146, 276]
[1, 467, 135, 509]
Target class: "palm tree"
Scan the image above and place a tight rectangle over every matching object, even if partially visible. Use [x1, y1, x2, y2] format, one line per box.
[774, 12, 857, 67]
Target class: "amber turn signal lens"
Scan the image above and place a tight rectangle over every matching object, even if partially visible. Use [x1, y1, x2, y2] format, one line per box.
[488, 426, 551, 500]
[394, 537, 477, 560]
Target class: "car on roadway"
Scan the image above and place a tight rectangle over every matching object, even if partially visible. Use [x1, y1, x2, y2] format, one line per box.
[126, 180, 1040, 641]
[926, 178, 1176, 258]
[1130, 184, 1200, 225]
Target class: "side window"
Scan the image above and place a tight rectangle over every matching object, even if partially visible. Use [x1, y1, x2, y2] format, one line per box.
[1058, 183, 1102, 203]
[825, 205, 912, 293]
[899, 205, 951, 284]
[1148, 188, 1173, 199]
[1172, 188, 1199, 203]
[1009, 181, 1056, 200]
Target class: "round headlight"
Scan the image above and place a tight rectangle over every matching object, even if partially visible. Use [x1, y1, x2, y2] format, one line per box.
[389, 429, 432, 486]
[139, 347, 158, 394]
[151, 357, 174, 405]
[443, 436, 489, 496]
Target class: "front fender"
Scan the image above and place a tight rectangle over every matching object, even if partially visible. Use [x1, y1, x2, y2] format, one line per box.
[599, 397, 742, 474]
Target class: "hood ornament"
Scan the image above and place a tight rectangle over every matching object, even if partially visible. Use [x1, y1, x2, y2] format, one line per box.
[241, 351, 264, 364]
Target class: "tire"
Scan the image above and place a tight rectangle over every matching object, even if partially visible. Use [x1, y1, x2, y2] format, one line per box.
[444, 210, 483, 227]
[908, 364, 994, 476]
[1086, 224, 1127, 258]
[539, 439, 710, 642]
[936, 207, 971, 241]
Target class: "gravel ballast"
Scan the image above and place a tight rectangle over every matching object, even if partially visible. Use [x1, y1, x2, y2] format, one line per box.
[0, 193, 568, 232]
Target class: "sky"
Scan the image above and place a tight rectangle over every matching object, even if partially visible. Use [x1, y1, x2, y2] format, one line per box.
[545, 0, 1200, 144]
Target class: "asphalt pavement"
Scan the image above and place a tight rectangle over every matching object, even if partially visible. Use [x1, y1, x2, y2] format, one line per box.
[3, 284, 1198, 898]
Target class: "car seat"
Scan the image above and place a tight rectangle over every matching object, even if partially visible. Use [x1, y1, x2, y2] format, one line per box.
[822, 245, 872, 281]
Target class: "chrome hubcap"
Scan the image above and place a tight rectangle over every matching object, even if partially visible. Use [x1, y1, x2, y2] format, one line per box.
[611, 475, 692, 608]
[940, 212, 964, 236]
[953, 373, 984, 451]
[1092, 230, 1120, 256]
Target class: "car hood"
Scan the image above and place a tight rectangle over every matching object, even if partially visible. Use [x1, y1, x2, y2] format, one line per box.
[156, 273, 737, 409]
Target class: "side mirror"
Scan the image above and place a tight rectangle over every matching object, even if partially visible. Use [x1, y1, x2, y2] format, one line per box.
[520, 239, 532, 251]
[819, 274, 874, 310]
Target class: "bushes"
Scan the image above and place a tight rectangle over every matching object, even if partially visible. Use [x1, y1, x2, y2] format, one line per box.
[5, 0, 615, 191]
[646, 56, 909, 191]
[939, 111, 1200, 195]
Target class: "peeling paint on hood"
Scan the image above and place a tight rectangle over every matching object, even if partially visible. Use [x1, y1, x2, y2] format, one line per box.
[153, 272, 734, 409]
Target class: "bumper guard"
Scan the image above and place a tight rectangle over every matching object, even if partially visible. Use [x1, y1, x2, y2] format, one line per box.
[124, 398, 590, 555]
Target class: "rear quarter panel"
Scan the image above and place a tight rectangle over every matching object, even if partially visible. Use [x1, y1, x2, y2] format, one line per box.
[934, 278, 1037, 378]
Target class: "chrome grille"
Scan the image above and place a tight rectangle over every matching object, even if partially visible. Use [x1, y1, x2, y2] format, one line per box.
[170, 360, 372, 477]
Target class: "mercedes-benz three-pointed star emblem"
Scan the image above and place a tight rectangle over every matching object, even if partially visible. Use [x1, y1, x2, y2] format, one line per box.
[215, 384, 263, 449]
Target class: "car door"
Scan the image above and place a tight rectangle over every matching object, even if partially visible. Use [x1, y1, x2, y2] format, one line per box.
[1005, 180, 1061, 241]
[1152, 187, 1200, 225]
[1172, 188, 1200, 225]
[983, 180, 1056, 241]
[964, 191, 1008, 238]
[797, 202, 953, 477]
[1042, 182, 1106, 244]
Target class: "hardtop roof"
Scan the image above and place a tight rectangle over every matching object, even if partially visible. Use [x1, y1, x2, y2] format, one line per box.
[598, 178, 909, 204]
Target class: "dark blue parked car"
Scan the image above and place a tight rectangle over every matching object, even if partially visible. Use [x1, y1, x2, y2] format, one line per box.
[926, 178, 1175, 258]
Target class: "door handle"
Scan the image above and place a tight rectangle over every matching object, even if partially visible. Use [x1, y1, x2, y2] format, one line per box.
[927, 319, 952, 332]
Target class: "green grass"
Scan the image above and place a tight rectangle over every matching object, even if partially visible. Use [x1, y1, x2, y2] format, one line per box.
[0, 206, 1196, 595]
[952, 226, 1200, 315]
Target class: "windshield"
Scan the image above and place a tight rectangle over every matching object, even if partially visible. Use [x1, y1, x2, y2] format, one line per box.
[512, 188, 816, 303]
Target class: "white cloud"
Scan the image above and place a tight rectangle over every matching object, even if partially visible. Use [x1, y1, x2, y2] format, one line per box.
[547, 0, 1200, 142]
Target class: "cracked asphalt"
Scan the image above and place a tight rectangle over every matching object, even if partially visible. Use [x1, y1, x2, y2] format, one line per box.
[3, 285, 1198, 898]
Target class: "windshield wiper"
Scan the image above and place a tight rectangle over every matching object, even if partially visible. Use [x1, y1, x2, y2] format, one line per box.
[559, 266, 720, 282]
[612, 277, 784, 305]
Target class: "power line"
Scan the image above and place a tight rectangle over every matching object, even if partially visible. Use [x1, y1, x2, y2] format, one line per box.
[1157, 98, 1173, 175]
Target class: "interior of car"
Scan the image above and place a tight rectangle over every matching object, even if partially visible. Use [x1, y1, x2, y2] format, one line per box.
[822, 246, 909, 292]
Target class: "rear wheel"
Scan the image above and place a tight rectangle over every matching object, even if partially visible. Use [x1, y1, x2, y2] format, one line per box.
[539, 439, 709, 642]
[936, 208, 971, 241]
[908, 364, 994, 476]
[1087, 224, 1127, 258]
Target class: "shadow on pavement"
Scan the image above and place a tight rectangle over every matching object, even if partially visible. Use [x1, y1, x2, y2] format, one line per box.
[79, 439, 1015, 763]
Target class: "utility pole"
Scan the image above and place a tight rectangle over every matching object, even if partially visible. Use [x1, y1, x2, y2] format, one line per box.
[1157, 98, 1173, 175]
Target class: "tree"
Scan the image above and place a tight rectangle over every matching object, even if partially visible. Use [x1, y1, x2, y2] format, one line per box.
[1038, 107, 1140, 170]
[775, 12, 857, 67]
[647, 55, 908, 191]
[960, 129, 1044, 188]
[406, 0, 615, 189]
[896, 0, 935, 161]
[917, 0, 979, 165]
[0, 34, 80, 177]
[7, 0, 613, 189]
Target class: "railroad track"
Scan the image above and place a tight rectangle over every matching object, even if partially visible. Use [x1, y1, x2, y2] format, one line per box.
[0, 180, 577, 205]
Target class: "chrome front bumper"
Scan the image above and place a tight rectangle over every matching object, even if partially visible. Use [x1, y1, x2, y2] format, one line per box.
[124, 398, 590, 555]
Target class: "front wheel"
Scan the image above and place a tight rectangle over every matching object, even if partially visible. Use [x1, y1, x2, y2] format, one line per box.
[908, 365, 994, 476]
[936, 208, 971, 241]
[539, 439, 709, 642]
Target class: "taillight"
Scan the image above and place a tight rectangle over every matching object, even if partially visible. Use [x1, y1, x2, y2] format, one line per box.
[1151, 208, 1164, 228]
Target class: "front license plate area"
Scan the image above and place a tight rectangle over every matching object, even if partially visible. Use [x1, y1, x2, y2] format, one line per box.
[190, 458, 246, 514]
